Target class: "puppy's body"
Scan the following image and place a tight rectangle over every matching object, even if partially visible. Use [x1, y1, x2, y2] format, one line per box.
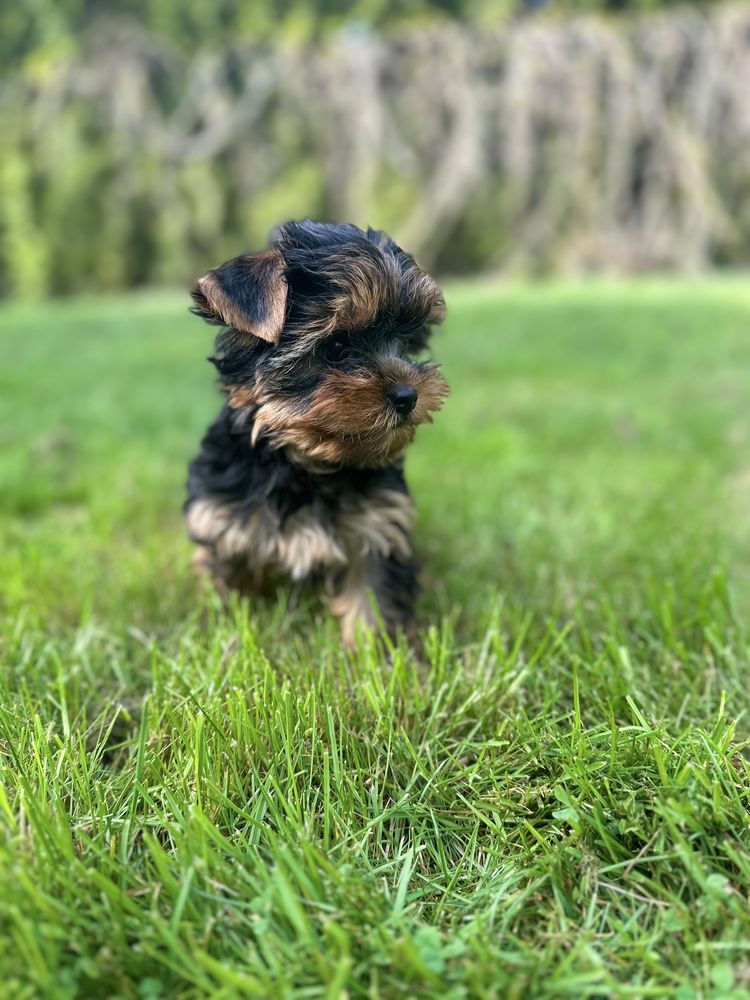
[185, 221, 447, 643]
[187, 405, 418, 641]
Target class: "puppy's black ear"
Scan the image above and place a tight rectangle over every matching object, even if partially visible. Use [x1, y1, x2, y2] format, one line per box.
[191, 250, 287, 344]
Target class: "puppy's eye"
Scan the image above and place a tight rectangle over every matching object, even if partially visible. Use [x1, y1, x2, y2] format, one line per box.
[324, 332, 350, 364]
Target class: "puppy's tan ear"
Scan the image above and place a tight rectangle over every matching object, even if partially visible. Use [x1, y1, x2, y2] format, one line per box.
[191, 250, 287, 344]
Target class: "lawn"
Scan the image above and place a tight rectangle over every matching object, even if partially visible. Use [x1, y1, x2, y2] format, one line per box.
[2, 279, 750, 998]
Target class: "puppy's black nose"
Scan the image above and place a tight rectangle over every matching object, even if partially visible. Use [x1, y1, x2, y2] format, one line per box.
[389, 384, 418, 416]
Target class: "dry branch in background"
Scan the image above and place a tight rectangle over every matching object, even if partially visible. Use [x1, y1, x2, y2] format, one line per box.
[2, 5, 750, 295]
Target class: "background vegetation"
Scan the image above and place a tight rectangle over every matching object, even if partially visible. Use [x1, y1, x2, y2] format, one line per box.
[3, 2, 750, 297]
[3, 0, 735, 61]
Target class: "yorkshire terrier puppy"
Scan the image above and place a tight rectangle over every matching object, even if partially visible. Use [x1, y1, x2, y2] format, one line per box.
[185, 221, 448, 644]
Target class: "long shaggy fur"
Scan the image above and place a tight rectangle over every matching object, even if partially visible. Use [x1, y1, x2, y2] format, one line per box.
[185, 220, 447, 643]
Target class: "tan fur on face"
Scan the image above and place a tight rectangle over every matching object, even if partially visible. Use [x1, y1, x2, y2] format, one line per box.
[401, 262, 446, 327]
[288, 247, 445, 353]
[292, 247, 400, 347]
[226, 384, 259, 409]
[328, 249, 401, 331]
[245, 361, 448, 467]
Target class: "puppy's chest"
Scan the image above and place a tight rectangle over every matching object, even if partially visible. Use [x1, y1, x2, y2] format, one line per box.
[255, 489, 414, 579]
[189, 488, 414, 581]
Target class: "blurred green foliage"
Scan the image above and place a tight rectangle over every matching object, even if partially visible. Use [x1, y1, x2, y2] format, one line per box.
[1, 1, 745, 297]
[2, 0, 731, 66]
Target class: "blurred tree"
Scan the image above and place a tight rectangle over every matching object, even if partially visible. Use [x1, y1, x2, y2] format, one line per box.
[1, 1, 747, 296]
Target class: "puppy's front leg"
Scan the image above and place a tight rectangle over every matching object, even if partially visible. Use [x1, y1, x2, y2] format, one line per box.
[328, 551, 419, 647]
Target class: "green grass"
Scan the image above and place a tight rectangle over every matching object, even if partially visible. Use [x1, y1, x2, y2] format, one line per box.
[2, 279, 750, 998]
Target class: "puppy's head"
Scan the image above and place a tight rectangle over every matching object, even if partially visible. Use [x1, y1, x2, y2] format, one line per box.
[192, 221, 448, 468]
